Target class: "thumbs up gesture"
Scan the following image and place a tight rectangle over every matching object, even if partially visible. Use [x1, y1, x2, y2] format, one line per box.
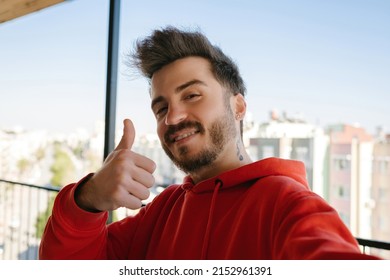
[115, 118, 136, 150]
[75, 119, 156, 212]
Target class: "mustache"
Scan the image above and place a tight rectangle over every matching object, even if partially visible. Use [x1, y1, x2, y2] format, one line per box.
[164, 121, 205, 143]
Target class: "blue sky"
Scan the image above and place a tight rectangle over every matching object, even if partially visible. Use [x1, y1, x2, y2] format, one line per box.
[1, 0, 389, 137]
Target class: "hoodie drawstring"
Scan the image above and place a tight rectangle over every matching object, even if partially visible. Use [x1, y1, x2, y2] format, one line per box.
[201, 179, 223, 259]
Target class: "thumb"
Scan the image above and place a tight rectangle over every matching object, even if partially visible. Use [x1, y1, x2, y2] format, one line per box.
[115, 119, 135, 150]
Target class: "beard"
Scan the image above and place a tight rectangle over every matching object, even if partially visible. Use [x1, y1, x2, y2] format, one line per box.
[161, 107, 237, 174]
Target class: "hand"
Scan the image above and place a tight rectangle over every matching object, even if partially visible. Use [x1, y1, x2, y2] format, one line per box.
[75, 119, 156, 212]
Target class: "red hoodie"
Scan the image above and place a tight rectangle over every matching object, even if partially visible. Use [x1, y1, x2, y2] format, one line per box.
[39, 158, 380, 259]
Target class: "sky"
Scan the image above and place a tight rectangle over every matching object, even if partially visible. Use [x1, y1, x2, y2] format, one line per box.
[1, 0, 389, 138]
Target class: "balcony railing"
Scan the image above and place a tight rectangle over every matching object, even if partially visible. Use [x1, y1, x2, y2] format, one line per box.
[0, 179, 60, 260]
[1, 179, 389, 260]
[356, 237, 390, 254]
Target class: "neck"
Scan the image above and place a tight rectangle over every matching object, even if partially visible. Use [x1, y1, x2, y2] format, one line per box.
[189, 139, 252, 184]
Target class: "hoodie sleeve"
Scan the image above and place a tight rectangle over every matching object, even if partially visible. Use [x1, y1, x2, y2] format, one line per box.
[39, 174, 145, 260]
[39, 175, 110, 259]
[269, 177, 381, 260]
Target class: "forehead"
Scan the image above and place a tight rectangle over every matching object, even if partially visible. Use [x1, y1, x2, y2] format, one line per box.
[150, 56, 215, 98]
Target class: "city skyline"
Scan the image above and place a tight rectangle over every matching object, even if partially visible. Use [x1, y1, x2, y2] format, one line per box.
[1, 0, 389, 137]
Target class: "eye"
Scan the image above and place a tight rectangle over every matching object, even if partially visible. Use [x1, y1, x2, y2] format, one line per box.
[155, 106, 168, 119]
[184, 93, 200, 100]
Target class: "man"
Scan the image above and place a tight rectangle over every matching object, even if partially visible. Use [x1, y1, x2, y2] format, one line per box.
[39, 26, 379, 260]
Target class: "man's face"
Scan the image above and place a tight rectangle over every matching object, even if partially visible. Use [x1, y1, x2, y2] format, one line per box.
[150, 56, 238, 174]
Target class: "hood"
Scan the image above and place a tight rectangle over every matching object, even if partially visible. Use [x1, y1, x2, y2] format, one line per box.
[181, 157, 309, 193]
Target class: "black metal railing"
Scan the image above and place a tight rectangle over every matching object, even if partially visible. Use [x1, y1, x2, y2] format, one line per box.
[1, 179, 390, 260]
[356, 237, 390, 254]
[0, 179, 60, 260]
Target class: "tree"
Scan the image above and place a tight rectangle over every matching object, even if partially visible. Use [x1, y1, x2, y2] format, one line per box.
[50, 144, 75, 187]
[35, 193, 55, 238]
[17, 158, 30, 175]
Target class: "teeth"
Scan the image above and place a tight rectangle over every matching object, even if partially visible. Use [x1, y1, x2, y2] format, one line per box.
[175, 131, 197, 142]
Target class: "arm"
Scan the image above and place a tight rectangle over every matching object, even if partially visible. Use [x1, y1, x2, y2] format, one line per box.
[39, 119, 156, 259]
[270, 178, 381, 259]
[39, 177, 109, 259]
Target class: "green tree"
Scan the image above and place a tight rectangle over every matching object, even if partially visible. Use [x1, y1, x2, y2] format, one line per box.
[37, 144, 77, 238]
[35, 193, 56, 238]
[50, 144, 75, 187]
[17, 158, 30, 175]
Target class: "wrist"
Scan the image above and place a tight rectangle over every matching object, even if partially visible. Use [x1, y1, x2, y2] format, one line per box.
[74, 174, 101, 213]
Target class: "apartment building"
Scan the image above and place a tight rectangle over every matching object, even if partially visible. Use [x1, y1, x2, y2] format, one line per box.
[247, 110, 328, 197]
[371, 133, 390, 258]
[327, 124, 374, 239]
[247, 113, 383, 245]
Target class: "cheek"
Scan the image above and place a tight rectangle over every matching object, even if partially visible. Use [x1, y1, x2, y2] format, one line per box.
[197, 103, 215, 117]
[157, 124, 166, 142]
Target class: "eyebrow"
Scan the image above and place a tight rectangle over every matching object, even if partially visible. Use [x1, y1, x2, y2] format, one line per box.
[151, 79, 207, 110]
[175, 79, 207, 93]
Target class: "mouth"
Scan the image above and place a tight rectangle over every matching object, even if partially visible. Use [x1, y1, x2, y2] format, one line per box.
[164, 121, 205, 145]
[171, 129, 200, 143]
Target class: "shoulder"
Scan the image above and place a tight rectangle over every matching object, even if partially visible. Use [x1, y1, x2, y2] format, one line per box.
[246, 174, 331, 213]
[249, 174, 311, 197]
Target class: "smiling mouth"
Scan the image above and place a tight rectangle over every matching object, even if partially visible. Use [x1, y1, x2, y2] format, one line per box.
[164, 121, 205, 145]
[173, 130, 199, 142]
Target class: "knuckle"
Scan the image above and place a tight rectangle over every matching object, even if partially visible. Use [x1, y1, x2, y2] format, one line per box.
[115, 149, 132, 162]
[149, 160, 157, 173]
[148, 175, 155, 188]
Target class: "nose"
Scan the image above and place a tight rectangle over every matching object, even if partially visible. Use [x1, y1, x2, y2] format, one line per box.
[164, 105, 187, 126]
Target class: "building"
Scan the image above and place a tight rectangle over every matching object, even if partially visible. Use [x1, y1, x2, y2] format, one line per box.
[247, 113, 383, 245]
[371, 132, 390, 258]
[247, 110, 328, 197]
[327, 124, 374, 239]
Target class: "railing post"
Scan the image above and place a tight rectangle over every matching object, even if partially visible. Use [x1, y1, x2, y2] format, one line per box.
[104, 0, 121, 160]
[104, 0, 121, 224]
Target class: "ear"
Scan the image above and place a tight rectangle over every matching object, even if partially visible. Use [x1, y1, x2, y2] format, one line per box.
[232, 93, 246, 120]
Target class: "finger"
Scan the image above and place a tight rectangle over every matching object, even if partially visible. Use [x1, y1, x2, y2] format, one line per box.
[132, 153, 157, 174]
[115, 119, 135, 151]
[121, 192, 143, 210]
[131, 166, 156, 189]
[125, 179, 151, 201]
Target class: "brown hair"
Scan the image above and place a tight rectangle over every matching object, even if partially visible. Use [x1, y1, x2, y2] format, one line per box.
[130, 26, 246, 97]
